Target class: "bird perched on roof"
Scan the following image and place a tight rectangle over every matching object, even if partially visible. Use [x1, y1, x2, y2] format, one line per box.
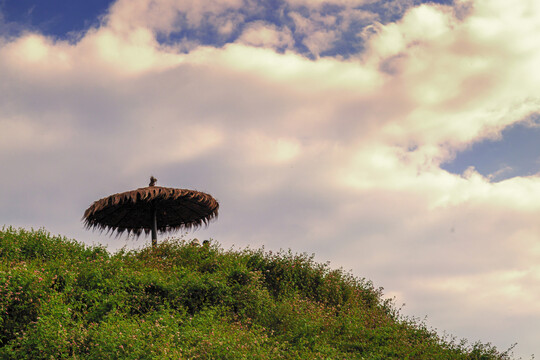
[149, 176, 157, 187]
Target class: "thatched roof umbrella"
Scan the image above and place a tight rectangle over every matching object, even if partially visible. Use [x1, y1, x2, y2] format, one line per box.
[83, 177, 219, 247]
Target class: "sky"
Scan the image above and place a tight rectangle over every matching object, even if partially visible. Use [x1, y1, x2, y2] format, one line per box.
[1, 0, 539, 357]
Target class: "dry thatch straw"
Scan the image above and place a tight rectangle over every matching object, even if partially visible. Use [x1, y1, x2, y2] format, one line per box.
[83, 182, 219, 241]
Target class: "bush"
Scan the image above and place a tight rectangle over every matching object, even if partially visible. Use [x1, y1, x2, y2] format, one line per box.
[0, 227, 515, 359]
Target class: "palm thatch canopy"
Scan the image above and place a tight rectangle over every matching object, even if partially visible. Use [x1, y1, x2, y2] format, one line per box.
[83, 179, 219, 242]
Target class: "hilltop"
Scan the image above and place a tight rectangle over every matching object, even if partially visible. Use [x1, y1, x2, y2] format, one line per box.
[0, 227, 513, 359]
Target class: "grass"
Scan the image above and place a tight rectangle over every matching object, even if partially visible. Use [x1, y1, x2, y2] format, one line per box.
[0, 226, 516, 359]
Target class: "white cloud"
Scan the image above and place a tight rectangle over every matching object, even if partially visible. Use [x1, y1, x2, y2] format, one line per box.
[122, 123, 225, 175]
[240, 132, 302, 165]
[0, 30, 182, 79]
[183, 43, 382, 94]
[285, 0, 377, 7]
[105, 0, 246, 35]
[0, 34, 73, 75]
[237, 21, 294, 49]
[359, 0, 540, 155]
[0, 116, 71, 151]
[340, 8, 379, 29]
[75, 27, 183, 75]
[289, 11, 340, 56]
[2, 0, 540, 357]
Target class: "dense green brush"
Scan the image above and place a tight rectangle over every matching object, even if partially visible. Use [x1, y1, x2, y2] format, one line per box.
[0, 226, 515, 359]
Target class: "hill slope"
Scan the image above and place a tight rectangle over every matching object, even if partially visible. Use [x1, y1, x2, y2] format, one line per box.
[0, 227, 513, 359]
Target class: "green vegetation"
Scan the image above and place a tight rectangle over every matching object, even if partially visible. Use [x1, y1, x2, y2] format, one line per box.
[0, 227, 514, 359]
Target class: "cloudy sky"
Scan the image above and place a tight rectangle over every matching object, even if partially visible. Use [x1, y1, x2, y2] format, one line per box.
[1, 0, 540, 357]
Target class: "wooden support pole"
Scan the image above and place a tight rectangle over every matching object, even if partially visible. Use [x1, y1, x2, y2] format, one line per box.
[151, 206, 157, 248]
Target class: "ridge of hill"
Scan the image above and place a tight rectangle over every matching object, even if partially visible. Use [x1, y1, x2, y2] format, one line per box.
[0, 227, 514, 359]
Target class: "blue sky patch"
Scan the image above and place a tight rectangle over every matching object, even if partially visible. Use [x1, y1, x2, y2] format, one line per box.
[0, 0, 113, 38]
[442, 115, 540, 181]
[1, 0, 454, 58]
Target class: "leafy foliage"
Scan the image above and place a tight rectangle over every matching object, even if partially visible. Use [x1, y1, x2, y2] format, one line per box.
[0, 226, 515, 359]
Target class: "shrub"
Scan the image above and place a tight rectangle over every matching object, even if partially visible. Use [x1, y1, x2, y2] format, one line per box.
[0, 227, 516, 359]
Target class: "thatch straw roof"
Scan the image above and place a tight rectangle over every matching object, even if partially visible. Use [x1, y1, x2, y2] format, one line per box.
[83, 185, 219, 238]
